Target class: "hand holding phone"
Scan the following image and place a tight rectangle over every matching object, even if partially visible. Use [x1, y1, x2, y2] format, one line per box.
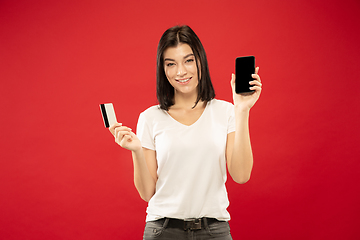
[235, 56, 255, 94]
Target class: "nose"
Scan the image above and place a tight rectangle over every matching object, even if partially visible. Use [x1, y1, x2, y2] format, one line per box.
[176, 63, 187, 76]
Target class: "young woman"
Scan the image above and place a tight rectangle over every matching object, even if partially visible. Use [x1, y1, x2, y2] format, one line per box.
[109, 25, 262, 240]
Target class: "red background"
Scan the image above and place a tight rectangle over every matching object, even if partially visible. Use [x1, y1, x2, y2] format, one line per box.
[1, 0, 359, 239]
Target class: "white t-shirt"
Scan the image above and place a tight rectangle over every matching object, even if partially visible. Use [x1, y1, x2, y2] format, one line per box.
[136, 99, 235, 222]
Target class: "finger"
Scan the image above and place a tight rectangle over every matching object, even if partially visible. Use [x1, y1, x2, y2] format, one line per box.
[250, 85, 262, 92]
[115, 128, 132, 140]
[110, 122, 122, 130]
[120, 134, 133, 147]
[230, 73, 235, 90]
[115, 131, 129, 145]
[249, 80, 262, 87]
[255, 66, 259, 74]
[252, 75, 261, 84]
[251, 73, 260, 80]
[115, 129, 122, 142]
[114, 127, 131, 141]
[109, 122, 122, 136]
[230, 73, 235, 84]
[114, 126, 132, 135]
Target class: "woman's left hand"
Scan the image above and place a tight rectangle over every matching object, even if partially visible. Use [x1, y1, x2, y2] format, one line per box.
[230, 66, 262, 111]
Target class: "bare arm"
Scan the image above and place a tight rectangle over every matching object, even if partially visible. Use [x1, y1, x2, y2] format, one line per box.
[132, 148, 157, 202]
[226, 110, 253, 184]
[110, 123, 157, 202]
[226, 68, 262, 184]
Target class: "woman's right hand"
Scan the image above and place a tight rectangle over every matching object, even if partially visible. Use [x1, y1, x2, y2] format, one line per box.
[109, 123, 142, 152]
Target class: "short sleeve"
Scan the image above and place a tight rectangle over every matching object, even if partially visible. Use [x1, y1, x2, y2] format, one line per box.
[227, 104, 236, 134]
[136, 112, 155, 150]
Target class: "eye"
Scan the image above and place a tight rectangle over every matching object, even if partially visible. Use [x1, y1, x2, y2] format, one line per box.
[165, 62, 175, 67]
[185, 59, 194, 63]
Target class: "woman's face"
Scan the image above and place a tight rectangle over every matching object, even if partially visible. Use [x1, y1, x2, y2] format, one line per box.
[163, 43, 199, 96]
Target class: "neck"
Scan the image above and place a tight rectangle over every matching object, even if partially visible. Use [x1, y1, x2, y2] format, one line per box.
[173, 91, 202, 110]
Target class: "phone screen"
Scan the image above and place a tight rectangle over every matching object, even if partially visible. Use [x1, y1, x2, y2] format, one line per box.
[235, 56, 255, 94]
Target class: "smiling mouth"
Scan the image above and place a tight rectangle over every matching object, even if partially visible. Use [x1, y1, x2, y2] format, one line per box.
[176, 77, 191, 83]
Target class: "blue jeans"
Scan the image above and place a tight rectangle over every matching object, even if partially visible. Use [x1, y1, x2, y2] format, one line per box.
[143, 218, 233, 240]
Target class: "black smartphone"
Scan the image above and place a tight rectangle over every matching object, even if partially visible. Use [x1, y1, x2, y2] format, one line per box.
[235, 56, 255, 94]
[100, 103, 117, 128]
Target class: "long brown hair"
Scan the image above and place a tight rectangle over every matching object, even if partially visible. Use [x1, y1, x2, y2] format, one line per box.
[156, 25, 215, 111]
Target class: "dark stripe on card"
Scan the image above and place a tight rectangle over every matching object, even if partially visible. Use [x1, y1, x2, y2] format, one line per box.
[100, 104, 110, 128]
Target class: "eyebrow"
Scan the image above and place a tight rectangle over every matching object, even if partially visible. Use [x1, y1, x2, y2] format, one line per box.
[164, 53, 194, 62]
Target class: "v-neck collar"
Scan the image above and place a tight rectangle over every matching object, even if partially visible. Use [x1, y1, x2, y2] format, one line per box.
[164, 101, 210, 127]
